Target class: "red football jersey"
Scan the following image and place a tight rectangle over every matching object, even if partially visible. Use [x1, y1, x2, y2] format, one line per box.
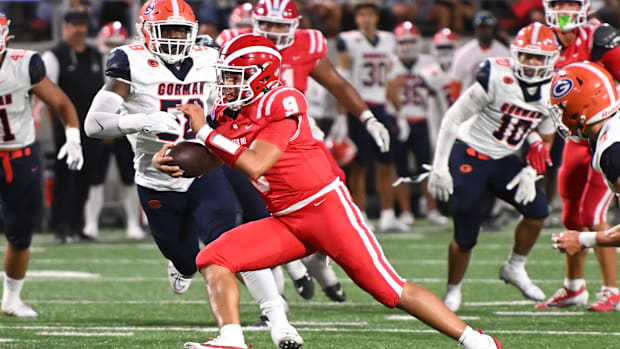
[212, 86, 336, 214]
[553, 19, 600, 69]
[217, 29, 327, 93]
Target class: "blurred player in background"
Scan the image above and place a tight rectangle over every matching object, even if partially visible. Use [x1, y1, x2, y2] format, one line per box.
[84, 1, 302, 346]
[536, 0, 620, 312]
[427, 23, 559, 312]
[387, 21, 449, 226]
[215, 2, 253, 47]
[0, 13, 83, 317]
[82, 21, 145, 241]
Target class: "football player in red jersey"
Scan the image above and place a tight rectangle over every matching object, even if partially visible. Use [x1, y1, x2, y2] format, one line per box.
[535, 0, 620, 312]
[155, 33, 501, 349]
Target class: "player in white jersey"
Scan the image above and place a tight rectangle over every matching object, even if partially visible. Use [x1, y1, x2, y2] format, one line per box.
[0, 13, 83, 318]
[449, 11, 510, 103]
[337, 1, 407, 232]
[426, 23, 559, 312]
[84, 1, 302, 347]
[387, 21, 448, 226]
[550, 62, 620, 255]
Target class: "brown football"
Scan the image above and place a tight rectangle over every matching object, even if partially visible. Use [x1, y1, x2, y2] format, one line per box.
[166, 141, 221, 178]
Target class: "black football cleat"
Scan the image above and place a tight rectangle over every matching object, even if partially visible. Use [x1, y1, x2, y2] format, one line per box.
[293, 273, 315, 300]
[323, 282, 346, 302]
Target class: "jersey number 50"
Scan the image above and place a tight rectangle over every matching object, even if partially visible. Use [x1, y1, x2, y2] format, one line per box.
[157, 98, 204, 142]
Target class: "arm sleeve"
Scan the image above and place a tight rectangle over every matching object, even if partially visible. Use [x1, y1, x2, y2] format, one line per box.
[255, 118, 299, 153]
[432, 82, 491, 168]
[599, 142, 620, 187]
[105, 48, 131, 83]
[28, 53, 46, 86]
[84, 89, 127, 138]
[41, 51, 59, 84]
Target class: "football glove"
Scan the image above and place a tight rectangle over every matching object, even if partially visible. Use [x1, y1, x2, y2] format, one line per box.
[329, 114, 348, 141]
[57, 127, 84, 171]
[427, 164, 453, 202]
[506, 166, 539, 205]
[361, 110, 390, 153]
[526, 140, 552, 174]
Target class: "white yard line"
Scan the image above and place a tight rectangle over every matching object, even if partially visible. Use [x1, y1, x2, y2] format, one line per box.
[495, 311, 585, 316]
[386, 315, 480, 321]
[36, 331, 134, 337]
[464, 300, 535, 307]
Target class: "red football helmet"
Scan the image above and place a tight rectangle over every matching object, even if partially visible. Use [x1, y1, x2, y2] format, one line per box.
[394, 21, 421, 60]
[97, 21, 129, 54]
[544, 0, 590, 31]
[252, 0, 299, 50]
[0, 13, 13, 55]
[549, 61, 619, 140]
[137, 0, 197, 64]
[325, 136, 357, 167]
[431, 28, 458, 69]
[215, 34, 282, 110]
[229, 2, 253, 29]
[510, 22, 559, 83]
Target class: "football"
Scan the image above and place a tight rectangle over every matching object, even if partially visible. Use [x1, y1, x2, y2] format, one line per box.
[166, 141, 220, 178]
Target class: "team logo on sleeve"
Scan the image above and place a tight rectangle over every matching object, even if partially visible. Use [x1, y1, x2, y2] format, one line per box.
[552, 78, 573, 99]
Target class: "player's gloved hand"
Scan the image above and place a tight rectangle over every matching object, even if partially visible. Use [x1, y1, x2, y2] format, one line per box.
[361, 110, 390, 153]
[57, 127, 84, 171]
[329, 114, 348, 141]
[119, 111, 182, 135]
[526, 140, 552, 174]
[427, 164, 453, 202]
[396, 117, 410, 142]
[506, 165, 538, 205]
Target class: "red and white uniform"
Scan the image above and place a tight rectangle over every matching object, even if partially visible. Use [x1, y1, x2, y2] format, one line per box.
[215, 28, 251, 48]
[197, 86, 405, 307]
[555, 19, 619, 229]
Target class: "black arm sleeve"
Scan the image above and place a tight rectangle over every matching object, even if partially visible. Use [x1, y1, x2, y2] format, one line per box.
[475, 59, 491, 92]
[591, 24, 620, 61]
[336, 35, 347, 52]
[28, 53, 46, 86]
[105, 48, 131, 82]
[599, 142, 620, 187]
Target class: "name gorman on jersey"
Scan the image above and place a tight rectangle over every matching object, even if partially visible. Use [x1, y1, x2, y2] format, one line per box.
[500, 103, 544, 121]
[157, 81, 206, 96]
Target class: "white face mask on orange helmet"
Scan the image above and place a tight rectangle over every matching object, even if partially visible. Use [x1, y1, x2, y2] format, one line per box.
[511, 22, 560, 84]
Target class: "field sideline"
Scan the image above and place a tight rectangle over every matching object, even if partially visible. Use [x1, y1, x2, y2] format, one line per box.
[1, 216, 620, 348]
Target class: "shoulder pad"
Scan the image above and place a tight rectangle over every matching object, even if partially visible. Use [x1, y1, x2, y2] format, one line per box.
[475, 59, 491, 92]
[260, 87, 307, 122]
[105, 48, 131, 82]
[336, 34, 347, 52]
[28, 52, 46, 86]
[592, 24, 620, 61]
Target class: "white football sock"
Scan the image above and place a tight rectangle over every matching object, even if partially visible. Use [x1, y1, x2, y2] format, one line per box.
[284, 259, 308, 280]
[271, 266, 285, 296]
[219, 324, 244, 344]
[507, 251, 527, 269]
[122, 185, 141, 230]
[380, 209, 396, 220]
[241, 269, 288, 329]
[459, 326, 495, 349]
[563, 278, 585, 292]
[84, 185, 104, 236]
[2, 275, 24, 306]
[601, 285, 619, 295]
[302, 253, 339, 288]
[447, 282, 462, 294]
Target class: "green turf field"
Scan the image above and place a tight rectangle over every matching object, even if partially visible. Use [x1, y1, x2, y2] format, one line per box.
[1, 216, 619, 348]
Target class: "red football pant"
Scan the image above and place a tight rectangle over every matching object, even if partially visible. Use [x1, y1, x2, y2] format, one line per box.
[558, 140, 613, 230]
[196, 181, 405, 307]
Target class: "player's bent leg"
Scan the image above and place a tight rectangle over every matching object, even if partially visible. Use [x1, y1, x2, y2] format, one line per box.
[301, 253, 346, 302]
[283, 260, 314, 300]
[2, 242, 37, 318]
[444, 240, 475, 312]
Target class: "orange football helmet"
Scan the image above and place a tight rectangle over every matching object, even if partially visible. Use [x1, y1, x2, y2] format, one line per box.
[97, 21, 129, 54]
[394, 21, 421, 61]
[0, 13, 13, 55]
[229, 2, 253, 29]
[549, 61, 620, 140]
[252, 0, 299, 50]
[544, 0, 590, 32]
[137, 0, 197, 64]
[431, 28, 458, 69]
[511, 22, 559, 83]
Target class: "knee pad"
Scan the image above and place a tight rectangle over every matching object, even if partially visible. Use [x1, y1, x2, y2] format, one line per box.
[454, 234, 477, 252]
[6, 232, 32, 251]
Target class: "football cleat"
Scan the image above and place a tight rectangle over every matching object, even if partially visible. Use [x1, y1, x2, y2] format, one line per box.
[476, 330, 502, 349]
[427, 209, 449, 225]
[443, 288, 462, 312]
[587, 288, 620, 312]
[184, 336, 250, 349]
[270, 324, 303, 349]
[499, 262, 545, 301]
[534, 285, 588, 309]
[293, 274, 315, 300]
[1, 301, 38, 317]
[323, 282, 346, 302]
[168, 260, 193, 295]
[127, 223, 146, 240]
[250, 315, 271, 328]
[379, 214, 409, 232]
[398, 211, 415, 225]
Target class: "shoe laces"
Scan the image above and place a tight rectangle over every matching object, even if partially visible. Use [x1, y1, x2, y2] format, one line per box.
[549, 287, 568, 301]
[593, 289, 615, 304]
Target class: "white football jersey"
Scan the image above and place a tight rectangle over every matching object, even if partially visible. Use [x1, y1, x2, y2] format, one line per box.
[419, 61, 452, 146]
[108, 43, 218, 192]
[389, 54, 437, 120]
[458, 57, 555, 159]
[450, 39, 510, 94]
[592, 115, 620, 191]
[338, 30, 396, 104]
[0, 49, 42, 150]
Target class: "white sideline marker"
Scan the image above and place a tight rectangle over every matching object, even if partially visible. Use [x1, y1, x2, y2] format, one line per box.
[24, 270, 100, 279]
